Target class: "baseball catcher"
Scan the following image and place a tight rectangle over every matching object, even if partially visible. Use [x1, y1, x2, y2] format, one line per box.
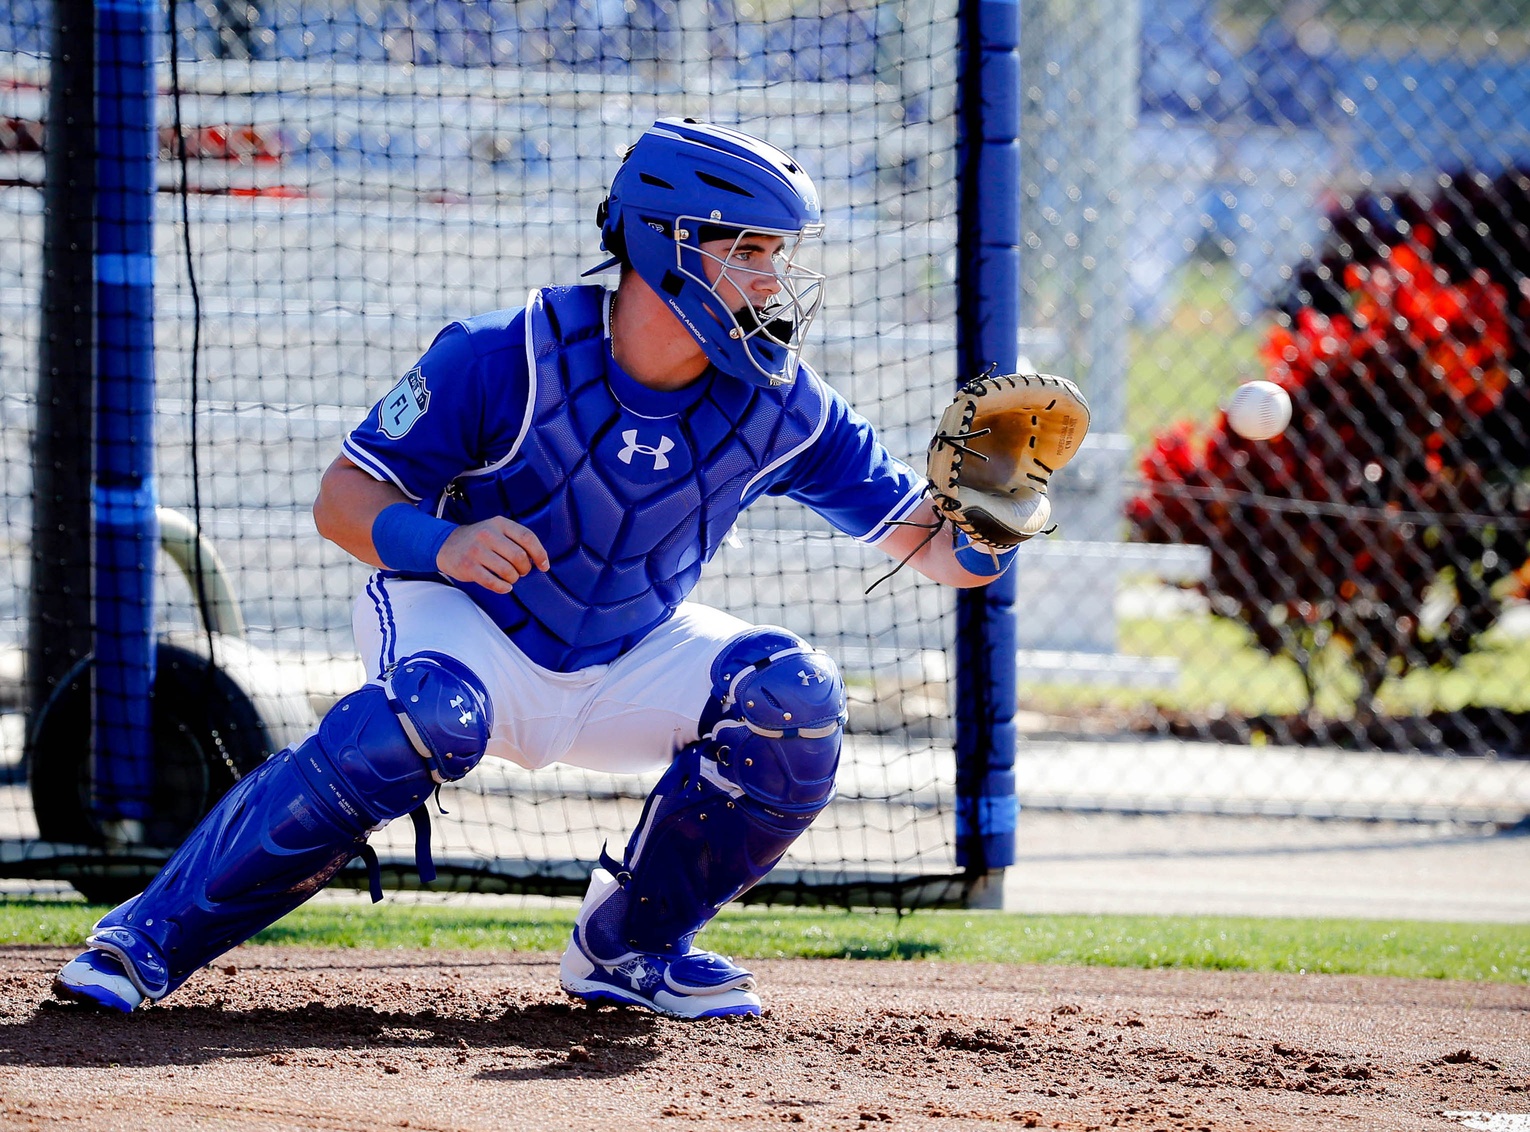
[55, 119, 1089, 1021]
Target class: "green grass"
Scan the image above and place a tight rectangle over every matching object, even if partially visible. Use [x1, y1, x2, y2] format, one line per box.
[5, 899, 1525, 984]
[1022, 612, 1530, 719]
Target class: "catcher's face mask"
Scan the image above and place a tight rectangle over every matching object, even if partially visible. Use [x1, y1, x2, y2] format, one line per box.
[684, 225, 825, 385]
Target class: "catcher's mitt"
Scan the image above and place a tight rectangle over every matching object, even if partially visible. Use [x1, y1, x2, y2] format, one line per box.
[927, 371, 1090, 549]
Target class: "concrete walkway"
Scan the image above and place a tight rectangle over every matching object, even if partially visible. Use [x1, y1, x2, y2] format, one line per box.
[1005, 809, 1530, 923]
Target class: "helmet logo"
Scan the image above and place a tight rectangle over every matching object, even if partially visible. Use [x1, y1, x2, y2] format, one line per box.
[665, 298, 710, 346]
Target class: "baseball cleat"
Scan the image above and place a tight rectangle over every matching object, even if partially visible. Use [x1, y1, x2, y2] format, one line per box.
[560, 933, 762, 1019]
[559, 866, 760, 1019]
[53, 949, 145, 1013]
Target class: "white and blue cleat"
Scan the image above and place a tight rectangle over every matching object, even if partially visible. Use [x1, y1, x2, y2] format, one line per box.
[53, 949, 145, 1013]
[559, 868, 762, 1019]
[559, 940, 763, 1019]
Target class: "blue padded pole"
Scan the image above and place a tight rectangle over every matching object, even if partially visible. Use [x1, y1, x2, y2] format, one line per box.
[92, 0, 159, 829]
[954, 0, 1021, 877]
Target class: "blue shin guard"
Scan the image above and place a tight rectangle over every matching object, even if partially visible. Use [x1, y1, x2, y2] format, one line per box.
[78, 653, 491, 1003]
[580, 628, 846, 961]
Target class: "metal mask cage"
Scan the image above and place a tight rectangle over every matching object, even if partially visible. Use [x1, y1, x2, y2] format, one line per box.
[672, 217, 827, 384]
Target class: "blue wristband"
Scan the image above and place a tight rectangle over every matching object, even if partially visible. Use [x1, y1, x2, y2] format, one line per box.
[371, 502, 456, 574]
[953, 530, 1018, 578]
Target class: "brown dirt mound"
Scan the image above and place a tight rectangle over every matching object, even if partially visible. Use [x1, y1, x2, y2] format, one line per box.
[1, 946, 1526, 1130]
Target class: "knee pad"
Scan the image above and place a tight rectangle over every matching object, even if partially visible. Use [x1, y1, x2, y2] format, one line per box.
[338, 651, 493, 815]
[582, 628, 844, 959]
[703, 626, 845, 817]
[89, 653, 491, 1000]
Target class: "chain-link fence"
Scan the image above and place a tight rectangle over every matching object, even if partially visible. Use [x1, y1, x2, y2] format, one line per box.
[1017, 0, 1530, 824]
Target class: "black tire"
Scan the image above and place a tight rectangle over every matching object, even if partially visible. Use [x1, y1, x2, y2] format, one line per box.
[27, 638, 312, 903]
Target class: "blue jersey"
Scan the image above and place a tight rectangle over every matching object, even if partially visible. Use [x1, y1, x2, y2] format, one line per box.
[344, 286, 923, 671]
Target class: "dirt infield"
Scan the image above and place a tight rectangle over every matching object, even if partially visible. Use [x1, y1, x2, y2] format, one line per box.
[0, 946, 1525, 1131]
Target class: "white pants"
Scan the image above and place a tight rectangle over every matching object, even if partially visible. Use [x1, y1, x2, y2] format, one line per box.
[352, 575, 750, 775]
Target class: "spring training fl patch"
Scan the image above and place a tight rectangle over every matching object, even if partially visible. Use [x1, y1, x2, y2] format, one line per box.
[379, 366, 430, 438]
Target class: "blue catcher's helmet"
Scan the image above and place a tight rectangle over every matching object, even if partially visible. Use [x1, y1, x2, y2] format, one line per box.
[589, 118, 825, 387]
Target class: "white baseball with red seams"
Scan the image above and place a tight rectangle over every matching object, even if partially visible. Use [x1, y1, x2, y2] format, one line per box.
[1226, 379, 1293, 441]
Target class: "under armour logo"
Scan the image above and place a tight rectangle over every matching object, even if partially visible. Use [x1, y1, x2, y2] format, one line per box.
[446, 694, 474, 728]
[448, 695, 475, 726]
[618, 429, 675, 470]
[616, 957, 662, 992]
[799, 669, 826, 685]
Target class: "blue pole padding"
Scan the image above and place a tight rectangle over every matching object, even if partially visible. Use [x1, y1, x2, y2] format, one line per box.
[955, 568, 1019, 869]
[93, 483, 159, 822]
[93, 0, 159, 825]
[954, 0, 1022, 873]
[955, 767, 1019, 866]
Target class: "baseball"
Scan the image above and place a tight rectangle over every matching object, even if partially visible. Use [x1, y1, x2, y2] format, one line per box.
[1226, 380, 1292, 441]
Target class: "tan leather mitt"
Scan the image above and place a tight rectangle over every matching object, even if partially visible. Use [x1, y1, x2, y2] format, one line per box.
[926, 372, 1091, 549]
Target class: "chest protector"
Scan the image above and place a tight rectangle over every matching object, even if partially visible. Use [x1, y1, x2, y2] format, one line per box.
[443, 286, 825, 672]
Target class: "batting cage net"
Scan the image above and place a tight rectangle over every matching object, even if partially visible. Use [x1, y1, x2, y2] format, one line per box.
[2, 0, 1529, 909]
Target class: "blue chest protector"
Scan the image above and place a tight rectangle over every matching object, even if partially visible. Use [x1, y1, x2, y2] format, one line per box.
[442, 286, 825, 672]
